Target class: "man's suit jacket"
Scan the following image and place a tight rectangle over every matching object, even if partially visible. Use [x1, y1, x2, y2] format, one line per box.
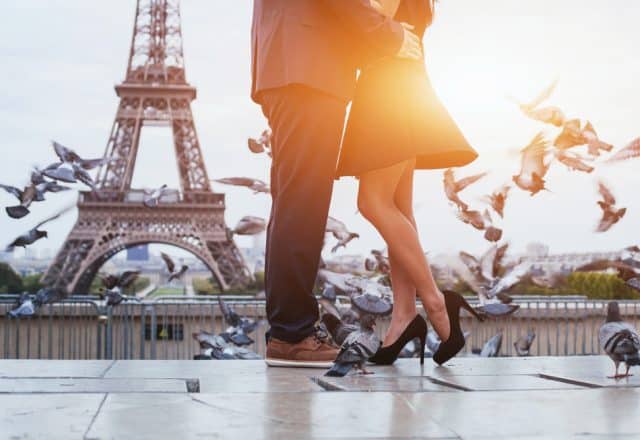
[251, 0, 405, 104]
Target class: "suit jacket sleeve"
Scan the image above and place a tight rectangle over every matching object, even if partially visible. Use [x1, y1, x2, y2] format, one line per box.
[320, 0, 405, 57]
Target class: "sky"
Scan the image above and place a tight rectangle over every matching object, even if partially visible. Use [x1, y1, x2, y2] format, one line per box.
[0, 0, 638, 262]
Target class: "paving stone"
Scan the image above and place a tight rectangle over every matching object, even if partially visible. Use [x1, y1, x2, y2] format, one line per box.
[85, 392, 458, 439]
[0, 359, 113, 378]
[0, 378, 196, 393]
[428, 374, 585, 391]
[0, 393, 103, 440]
[401, 388, 640, 438]
[316, 376, 458, 392]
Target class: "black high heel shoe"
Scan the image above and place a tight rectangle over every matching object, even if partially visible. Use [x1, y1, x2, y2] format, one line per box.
[432, 291, 485, 365]
[368, 315, 428, 365]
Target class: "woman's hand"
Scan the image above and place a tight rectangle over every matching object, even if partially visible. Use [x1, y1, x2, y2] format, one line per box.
[396, 23, 422, 61]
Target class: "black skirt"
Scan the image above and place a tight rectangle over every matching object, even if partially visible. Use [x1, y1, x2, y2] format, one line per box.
[336, 57, 478, 177]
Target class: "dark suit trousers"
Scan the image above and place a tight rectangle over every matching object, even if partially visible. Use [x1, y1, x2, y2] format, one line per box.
[259, 85, 347, 343]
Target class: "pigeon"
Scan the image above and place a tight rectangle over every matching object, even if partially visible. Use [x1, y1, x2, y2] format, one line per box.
[366, 249, 390, 274]
[33, 286, 67, 306]
[398, 338, 421, 358]
[0, 183, 39, 219]
[554, 150, 595, 173]
[98, 270, 141, 306]
[443, 168, 487, 211]
[576, 260, 640, 292]
[143, 184, 179, 208]
[317, 269, 361, 296]
[213, 177, 270, 194]
[595, 181, 626, 233]
[326, 216, 359, 253]
[51, 141, 110, 170]
[325, 314, 381, 377]
[513, 79, 565, 126]
[232, 216, 266, 236]
[248, 129, 272, 157]
[475, 303, 520, 317]
[322, 313, 359, 346]
[5, 206, 73, 251]
[425, 331, 470, 357]
[193, 331, 235, 360]
[455, 208, 503, 243]
[453, 244, 527, 313]
[7, 292, 37, 318]
[351, 293, 393, 317]
[554, 120, 613, 156]
[321, 285, 338, 303]
[514, 330, 536, 356]
[217, 296, 260, 343]
[480, 332, 503, 357]
[160, 252, 189, 282]
[512, 132, 552, 196]
[599, 302, 640, 379]
[607, 137, 640, 163]
[483, 185, 510, 218]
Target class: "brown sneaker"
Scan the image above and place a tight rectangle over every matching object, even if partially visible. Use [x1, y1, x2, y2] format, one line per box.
[265, 334, 339, 368]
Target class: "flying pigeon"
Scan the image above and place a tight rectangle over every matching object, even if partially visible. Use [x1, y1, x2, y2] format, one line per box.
[213, 177, 270, 194]
[607, 137, 640, 163]
[514, 330, 536, 356]
[5, 206, 73, 251]
[232, 216, 266, 236]
[554, 150, 595, 173]
[325, 216, 359, 253]
[98, 270, 141, 306]
[483, 185, 510, 218]
[443, 168, 488, 211]
[248, 129, 272, 157]
[513, 79, 565, 126]
[160, 252, 189, 282]
[512, 132, 552, 196]
[599, 302, 640, 379]
[595, 181, 626, 233]
[480, 332, 503, 357]
[576, 260, 640, 292]
[143, 184, 179, 208]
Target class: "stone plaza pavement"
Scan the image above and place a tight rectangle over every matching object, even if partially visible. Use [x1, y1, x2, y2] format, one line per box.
[1, 356, 640, 439]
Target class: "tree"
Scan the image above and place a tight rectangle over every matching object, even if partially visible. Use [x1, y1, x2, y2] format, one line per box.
[0, 263, 23, 293]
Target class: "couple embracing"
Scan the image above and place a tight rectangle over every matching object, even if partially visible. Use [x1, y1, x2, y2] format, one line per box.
[251, 0, 481, 368]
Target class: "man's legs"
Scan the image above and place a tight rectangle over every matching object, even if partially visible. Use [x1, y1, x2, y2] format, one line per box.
[260, 85, 346, 343]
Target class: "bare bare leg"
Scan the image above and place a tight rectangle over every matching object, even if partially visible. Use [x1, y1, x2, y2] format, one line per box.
[383, 160, 418, 346]
[358, 160, 451, 342]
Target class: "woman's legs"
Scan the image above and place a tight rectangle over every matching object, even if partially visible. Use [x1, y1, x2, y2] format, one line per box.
[358, 160, 451, 342]
[383, 160, 418, 345]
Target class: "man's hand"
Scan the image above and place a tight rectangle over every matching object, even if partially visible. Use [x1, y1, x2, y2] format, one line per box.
[396, 23, 422, 60]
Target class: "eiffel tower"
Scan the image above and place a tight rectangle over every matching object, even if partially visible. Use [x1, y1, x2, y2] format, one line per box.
[43, 0, 251, 294]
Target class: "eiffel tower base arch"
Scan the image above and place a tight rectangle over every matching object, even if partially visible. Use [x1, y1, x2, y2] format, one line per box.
[42, 191, 252, 294]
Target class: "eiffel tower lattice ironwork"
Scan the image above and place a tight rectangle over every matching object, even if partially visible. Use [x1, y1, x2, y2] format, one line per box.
[43, 0, 252, 293]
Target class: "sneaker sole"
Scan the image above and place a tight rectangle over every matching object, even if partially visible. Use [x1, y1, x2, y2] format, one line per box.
[264, 358, 333, 368]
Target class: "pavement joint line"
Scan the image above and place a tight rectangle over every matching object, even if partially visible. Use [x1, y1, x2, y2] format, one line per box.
[99, 360, 117, 378]
[82, 393, 108, 440]
[424, 377, 472, 392]
[537, 373, 603, 389]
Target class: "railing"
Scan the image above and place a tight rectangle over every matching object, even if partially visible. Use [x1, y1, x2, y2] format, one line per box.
[1, 295, 639, 360]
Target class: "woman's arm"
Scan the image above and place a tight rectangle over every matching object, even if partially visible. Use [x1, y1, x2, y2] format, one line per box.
[370, 0, 402, 18]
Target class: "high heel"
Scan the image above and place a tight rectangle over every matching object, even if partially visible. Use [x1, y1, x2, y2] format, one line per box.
[432, 291, 485, 366]
[369, 315, 428, 365]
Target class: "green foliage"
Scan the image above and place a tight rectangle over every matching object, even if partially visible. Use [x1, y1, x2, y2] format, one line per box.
[0, 263, 23, 293]
[566, 272, 636, 300]
[193, 277, 216, 294]
[22, 273, 44, 293]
